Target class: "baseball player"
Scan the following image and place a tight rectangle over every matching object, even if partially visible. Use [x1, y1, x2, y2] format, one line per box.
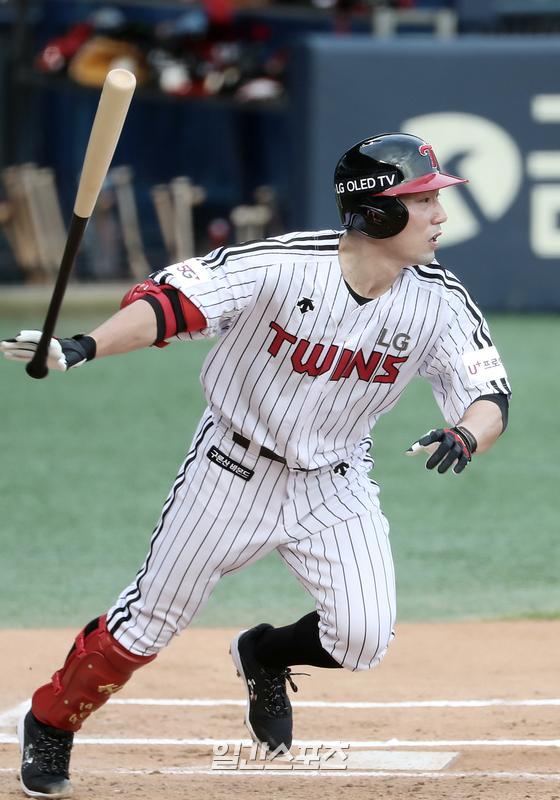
[1, 132, 510, 798]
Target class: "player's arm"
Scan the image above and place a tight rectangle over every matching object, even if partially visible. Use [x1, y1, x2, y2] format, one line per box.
[88, 298, 158, 358]
[413, 287, 511, 474]
[454, 395, 505, 454]
[92, 278, 206, 357]
[0, 279, 207, 371]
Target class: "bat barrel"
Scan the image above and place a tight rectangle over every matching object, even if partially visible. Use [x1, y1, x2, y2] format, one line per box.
[74, 69, 136, 219]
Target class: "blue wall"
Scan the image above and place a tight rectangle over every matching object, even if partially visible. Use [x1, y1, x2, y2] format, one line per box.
[4, 23, 560, 309]
[290, 35, 560, 310]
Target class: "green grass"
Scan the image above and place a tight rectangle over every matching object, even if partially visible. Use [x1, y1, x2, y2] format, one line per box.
[0, 312, 558, 628]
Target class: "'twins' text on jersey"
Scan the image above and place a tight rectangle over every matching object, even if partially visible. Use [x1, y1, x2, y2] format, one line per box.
[151, 231, 510, 470]
[267, 320, 409, 383]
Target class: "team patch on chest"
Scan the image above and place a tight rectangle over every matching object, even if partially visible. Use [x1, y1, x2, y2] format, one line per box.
[267, 320, 410, 383]
[207, 446, 254, 481]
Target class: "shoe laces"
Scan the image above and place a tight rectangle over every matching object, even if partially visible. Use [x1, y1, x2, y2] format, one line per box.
[263, 668, 308, 716]
[31, 728, 73, 777]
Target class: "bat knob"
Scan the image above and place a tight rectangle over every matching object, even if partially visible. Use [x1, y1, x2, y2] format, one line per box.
[25, 358, 49, 380]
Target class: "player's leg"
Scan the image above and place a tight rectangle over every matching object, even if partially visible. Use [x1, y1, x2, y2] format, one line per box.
[280, 454, 396, 670]
[278, 509, 397, 671]
[19, 614, 155, 797]
[19, 412, 287, 796]
[230, 511, 395, 751]
[229, 611, 340, 753]
[17, 411, 216, 797]
[105, 420, 288, 654]
[230, 465, 396, 752]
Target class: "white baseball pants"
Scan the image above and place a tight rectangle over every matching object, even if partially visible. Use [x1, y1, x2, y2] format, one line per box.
[107, 410, 396, 671]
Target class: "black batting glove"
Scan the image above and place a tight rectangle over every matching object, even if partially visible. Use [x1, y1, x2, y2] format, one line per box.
[406, 426, 478, 475]
[1, 330, 96, 371]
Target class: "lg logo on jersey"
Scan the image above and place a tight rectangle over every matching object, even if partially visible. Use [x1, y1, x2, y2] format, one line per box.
[378, 328, 410, 351]
[268, 321, 409, 383]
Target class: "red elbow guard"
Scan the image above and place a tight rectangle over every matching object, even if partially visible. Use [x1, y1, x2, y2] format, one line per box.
[121, 278, 207, 347]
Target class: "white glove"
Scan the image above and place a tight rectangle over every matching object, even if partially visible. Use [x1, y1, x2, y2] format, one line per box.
[1, 330, 96, 371]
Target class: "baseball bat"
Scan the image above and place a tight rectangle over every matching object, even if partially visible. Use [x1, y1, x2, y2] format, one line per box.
[25, 68, 136, 380]
[150, 184, 176, 260]
[111, 165, 150, 280]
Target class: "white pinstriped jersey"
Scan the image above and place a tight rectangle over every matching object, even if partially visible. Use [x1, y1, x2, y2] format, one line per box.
[151, 230, 510, 470]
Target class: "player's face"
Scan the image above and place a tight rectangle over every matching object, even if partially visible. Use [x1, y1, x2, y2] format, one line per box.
[388, 190, 448, 266]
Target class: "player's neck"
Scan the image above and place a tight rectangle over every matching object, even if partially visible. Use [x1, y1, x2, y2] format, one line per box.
[338, 230, 404, 300]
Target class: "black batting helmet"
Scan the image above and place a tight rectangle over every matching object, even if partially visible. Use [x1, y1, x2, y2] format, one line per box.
[334, 133, 467, 239]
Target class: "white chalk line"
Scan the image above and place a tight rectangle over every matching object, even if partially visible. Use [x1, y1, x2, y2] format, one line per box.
[0, 767, 559, 782]
[1, 698, 558, 729]
[0, 696, 557, 748]
[109, 697, 560, 709]
[0, 701, 29, 730]
[0, 734, 559, 747]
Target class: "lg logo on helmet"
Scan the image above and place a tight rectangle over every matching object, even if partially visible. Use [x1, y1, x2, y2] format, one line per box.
[403, 109, 560, 258]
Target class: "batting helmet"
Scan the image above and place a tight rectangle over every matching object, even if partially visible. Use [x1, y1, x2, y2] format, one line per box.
[334, 133, 467, 239]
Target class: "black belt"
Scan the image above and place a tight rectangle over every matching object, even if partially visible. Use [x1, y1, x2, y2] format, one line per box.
[232, 431, 286, 464]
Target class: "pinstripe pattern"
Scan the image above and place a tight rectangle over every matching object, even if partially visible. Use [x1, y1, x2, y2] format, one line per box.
[106, 230, 509, 669]
[108, 416, 395, 670]
[107, 410, 215, 638]
[150, 231, 509, 465]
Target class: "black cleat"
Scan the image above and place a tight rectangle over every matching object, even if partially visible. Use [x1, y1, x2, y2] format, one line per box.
[18, 710, 74, 798]
[230, 623, 299, 752]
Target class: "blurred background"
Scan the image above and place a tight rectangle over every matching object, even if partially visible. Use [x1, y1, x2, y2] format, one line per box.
[2, 0, 560, 305]
[0, 0, 558, 628]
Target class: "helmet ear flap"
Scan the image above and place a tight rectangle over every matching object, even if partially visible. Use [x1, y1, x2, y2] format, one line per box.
[363, 205, 390, 231]
[344, 197, 409, 240]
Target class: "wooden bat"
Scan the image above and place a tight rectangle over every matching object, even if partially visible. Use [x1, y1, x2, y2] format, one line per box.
[0, 199, 20, 264]
[26, 68, 136, 379]
[36, 167, 68, 278]
[171, 176, 205, 260]
[230, 203, 271, 243]
[2, 165, 41, 280]
[254, 184, 283, 237]
[111, 165, 150, 280]
[150, 184, 176, 261]
[21, 164, 53, 280]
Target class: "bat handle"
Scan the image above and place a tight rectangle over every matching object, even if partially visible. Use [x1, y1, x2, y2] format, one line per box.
[25, 213, 89, 380]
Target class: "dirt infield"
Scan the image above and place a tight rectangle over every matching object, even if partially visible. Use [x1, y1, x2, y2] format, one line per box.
[1, 621, 559, 799]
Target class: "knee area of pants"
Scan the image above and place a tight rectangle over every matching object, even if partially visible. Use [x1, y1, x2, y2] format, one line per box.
[351, 642, 390, 671]
[322, 628, 394, 671]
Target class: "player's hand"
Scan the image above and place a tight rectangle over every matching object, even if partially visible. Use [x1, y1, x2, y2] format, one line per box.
[0, 330, 96, 371]
[406, 426, 477, 474]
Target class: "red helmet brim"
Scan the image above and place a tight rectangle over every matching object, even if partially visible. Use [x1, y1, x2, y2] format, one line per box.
[380, 172, 468, 196]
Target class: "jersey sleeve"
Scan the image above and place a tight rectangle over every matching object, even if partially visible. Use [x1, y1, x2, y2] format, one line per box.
[149, 245, 266, 340]
[419, 294, 511, 426]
